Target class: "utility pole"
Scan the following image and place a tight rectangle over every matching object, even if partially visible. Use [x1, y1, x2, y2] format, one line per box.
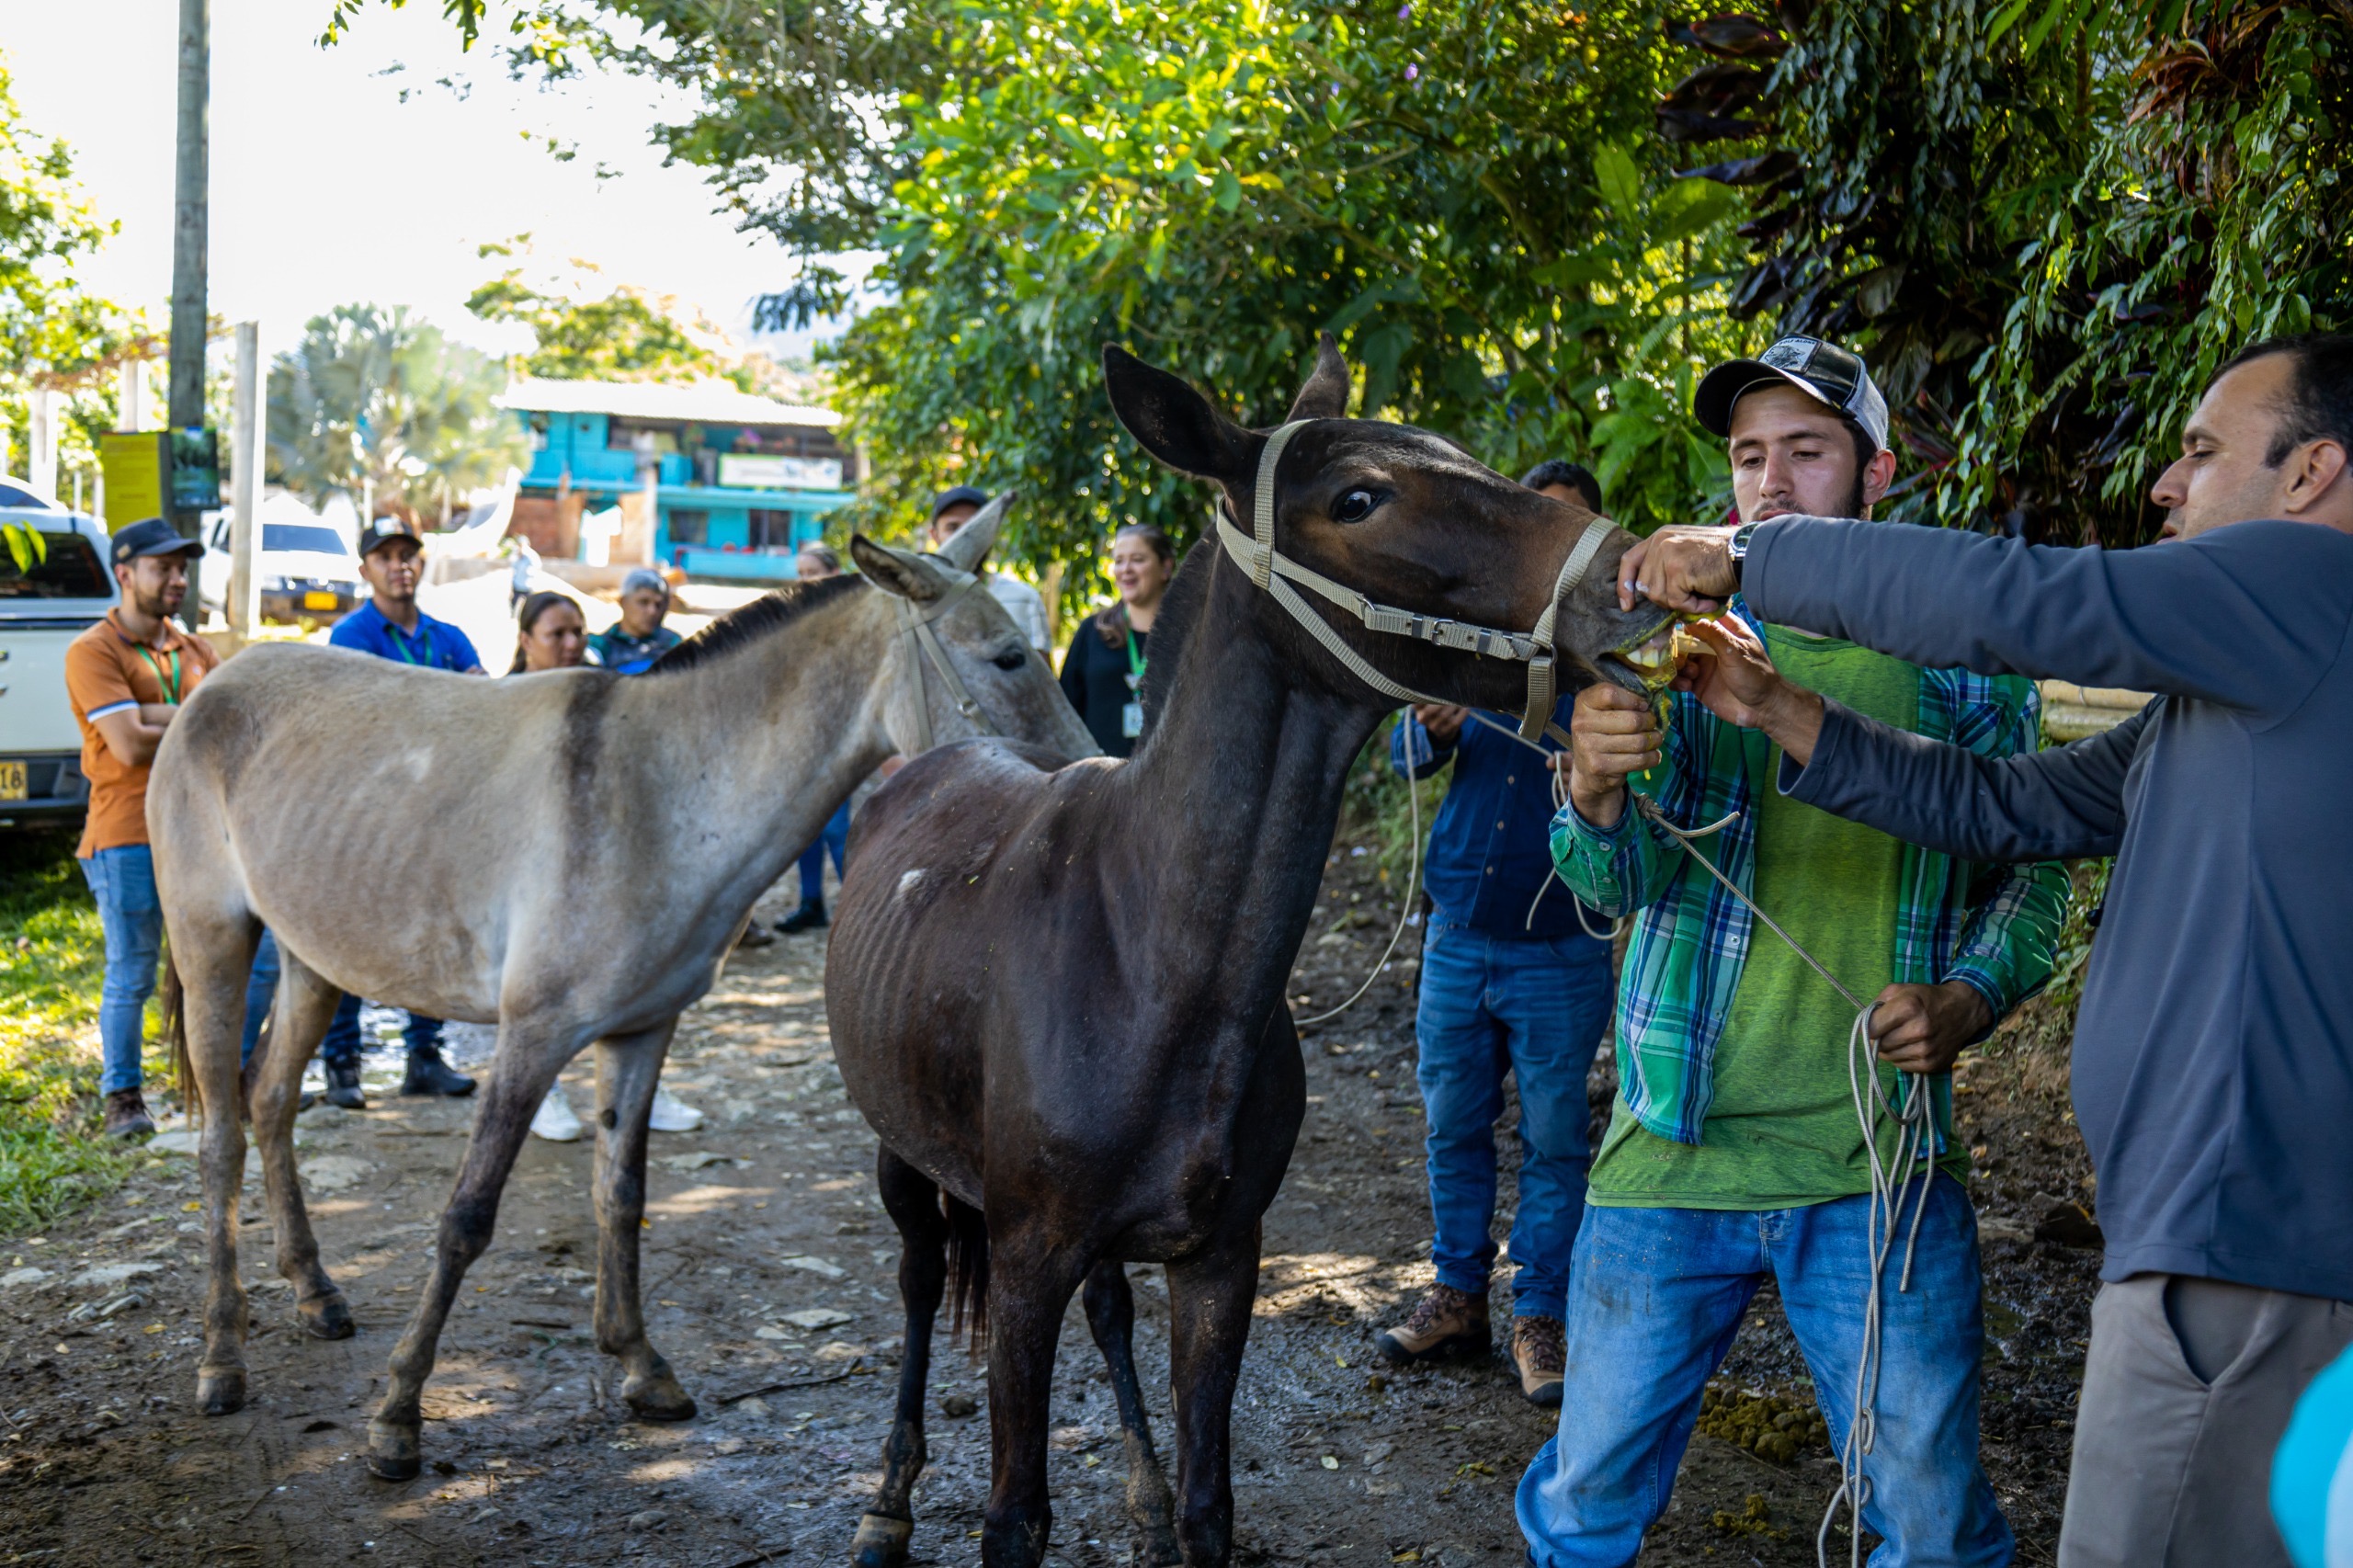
[168, 0, 210, 566]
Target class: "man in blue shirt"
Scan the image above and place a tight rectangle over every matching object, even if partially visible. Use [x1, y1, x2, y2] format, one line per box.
[300, 516, 483, 1106]
[1371, 460, 1617, 1407]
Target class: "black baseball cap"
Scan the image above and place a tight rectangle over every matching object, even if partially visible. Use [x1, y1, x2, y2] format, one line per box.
[358, 515, 425, 558]
[108, 517, 205, 567]
[1695, 335, 1891, 453]
[928, 485, 989, 523]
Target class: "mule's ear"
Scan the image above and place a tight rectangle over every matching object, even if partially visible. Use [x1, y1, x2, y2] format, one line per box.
[851, 533, 953, 604]
[1285, 333, 1351, 421]
[1103, 344, 1254, 483]
[934, 488, 1015, 574]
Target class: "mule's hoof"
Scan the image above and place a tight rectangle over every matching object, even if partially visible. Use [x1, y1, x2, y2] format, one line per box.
[622, 1370, 697, 1422]
[850, 1512, 914, 1568]
[365, 1419, 422, 1482]
[298, 1290, 355, 1340]
[195, 1366, 245, 1416]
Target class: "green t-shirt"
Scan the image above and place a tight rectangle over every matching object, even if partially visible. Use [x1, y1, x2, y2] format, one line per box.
[1590, 626, 1964, 1210]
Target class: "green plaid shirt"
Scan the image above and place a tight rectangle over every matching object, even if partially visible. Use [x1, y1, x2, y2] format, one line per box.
[1551, 600, 2069, 1151]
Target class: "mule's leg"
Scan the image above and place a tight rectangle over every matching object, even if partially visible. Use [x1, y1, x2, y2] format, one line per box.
[247, 953, 352, 1340]
[368, 1021, 573, 1480]
[1084, 1260, 1181, 1565]
[852, 1148, 952, 1568]
[181, 916, 259, 1416]
[1163, 1231, 1263, 1567]
[588, 1021, 695, 1421]
[983, 1236, 1087, 1568]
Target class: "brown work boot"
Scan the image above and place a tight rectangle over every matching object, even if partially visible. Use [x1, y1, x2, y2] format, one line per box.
[104, 1088, 155, 1141]
[1375, 1283, 1490, 1364]
[1511, 1314, 1566, 1407]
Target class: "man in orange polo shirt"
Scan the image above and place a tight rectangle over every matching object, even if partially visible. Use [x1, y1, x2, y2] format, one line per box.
[63, 518, 218, 1139]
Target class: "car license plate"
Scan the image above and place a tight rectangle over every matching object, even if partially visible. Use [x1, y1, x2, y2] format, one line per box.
[0, 761, 24, 802]
[303, 590, 338, 610]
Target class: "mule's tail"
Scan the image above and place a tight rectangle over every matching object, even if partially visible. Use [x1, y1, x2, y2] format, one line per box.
[943, 1194, 990, 1351]
[161, 944, 195, 1119]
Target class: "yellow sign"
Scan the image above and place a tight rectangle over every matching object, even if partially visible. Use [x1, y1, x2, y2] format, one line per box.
[0, 761, 25, 802]
[98, 432, 166, 528]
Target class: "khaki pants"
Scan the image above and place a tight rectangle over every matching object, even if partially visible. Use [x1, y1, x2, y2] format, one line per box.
[2060, 1272, 2353, 1567]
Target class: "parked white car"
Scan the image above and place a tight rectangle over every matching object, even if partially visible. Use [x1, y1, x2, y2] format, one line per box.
[0, 478, 117, 831]
[198, 492, 365, 624]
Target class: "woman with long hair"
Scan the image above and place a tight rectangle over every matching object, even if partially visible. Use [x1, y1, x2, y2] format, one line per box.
[508, 587, 702, 1141]
[1057, 521, 1174, 757]
[509, 590, 587, 675]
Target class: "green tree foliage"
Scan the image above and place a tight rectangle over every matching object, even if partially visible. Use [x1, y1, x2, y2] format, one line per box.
[267, 304, 527, 522]
[470, 247, 724, 382]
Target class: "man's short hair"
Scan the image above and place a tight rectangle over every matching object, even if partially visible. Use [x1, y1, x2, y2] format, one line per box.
[2220, 333, 2353, 468]
[1518, 459, 1604, 513]
[797, 541, 841, 573]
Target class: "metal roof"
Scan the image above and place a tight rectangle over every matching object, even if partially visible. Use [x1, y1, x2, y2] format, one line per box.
[494, 377, 840, 429]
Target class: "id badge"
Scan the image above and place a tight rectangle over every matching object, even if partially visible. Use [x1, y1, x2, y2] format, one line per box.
[1121, 700, 1144, 738]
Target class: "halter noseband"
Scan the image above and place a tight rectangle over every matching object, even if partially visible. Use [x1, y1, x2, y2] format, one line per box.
[1211, 419, 1619, 746]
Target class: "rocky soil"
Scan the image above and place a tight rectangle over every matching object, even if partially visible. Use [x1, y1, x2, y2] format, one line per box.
[0, 851, 2099, 1566]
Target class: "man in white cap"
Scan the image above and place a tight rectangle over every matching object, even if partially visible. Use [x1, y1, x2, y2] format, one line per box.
[1519, 336, 2067, 1566]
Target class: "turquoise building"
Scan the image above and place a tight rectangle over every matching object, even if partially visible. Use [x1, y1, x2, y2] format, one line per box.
[495, 377, 856, 581]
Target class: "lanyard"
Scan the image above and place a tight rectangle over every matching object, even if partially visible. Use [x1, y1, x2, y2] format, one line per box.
[1123, 627, 1146, 682]
[135, 643, 184, 706]
[385, 620, 436, 667]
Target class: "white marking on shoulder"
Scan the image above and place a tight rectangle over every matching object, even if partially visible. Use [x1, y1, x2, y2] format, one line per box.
[897, 869, 926, 899]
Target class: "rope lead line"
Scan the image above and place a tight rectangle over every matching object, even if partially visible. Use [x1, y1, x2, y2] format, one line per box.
[1632, 795, 1935, 1568]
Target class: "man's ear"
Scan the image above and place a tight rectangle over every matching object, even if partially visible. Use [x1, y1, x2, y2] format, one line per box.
[1860, 448, 1899, 513]
[850, 534, 954, 603]
[1285, 333, 1351, 421]
[1102, 345, 1255, 484]
[2282, 437, 2352, 517]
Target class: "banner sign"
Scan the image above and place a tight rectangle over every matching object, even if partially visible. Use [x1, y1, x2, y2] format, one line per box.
[97, 432, 165, 528]
[717, 453, 843, 491]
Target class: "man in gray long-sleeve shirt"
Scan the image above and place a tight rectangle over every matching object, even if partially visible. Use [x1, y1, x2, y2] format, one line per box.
[1605, 334, 2353, 1566]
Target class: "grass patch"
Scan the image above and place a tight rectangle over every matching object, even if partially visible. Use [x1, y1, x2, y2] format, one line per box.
[0, 828, 139, 1234]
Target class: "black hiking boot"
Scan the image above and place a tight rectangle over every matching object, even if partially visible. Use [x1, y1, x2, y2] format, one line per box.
[779, 899, 828, 934]
[324, 1060, 368, 1110]
[103, 1088, 156, 1141]
[401, 1045, 476, 1098]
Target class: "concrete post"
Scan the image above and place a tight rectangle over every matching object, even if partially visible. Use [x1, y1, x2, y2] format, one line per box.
[228, 321, 261, 645]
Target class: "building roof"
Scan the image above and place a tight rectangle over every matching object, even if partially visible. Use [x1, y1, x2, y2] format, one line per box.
[495, 377, 840, 430]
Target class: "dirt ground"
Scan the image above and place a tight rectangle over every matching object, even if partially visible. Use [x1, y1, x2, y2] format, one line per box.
[0, 848, 2100, 1566]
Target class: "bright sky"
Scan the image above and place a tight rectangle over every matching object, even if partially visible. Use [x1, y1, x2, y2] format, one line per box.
[3, 0, 856, 364]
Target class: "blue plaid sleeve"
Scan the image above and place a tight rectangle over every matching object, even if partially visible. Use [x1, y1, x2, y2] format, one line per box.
[1929, 670, 2070, 1018]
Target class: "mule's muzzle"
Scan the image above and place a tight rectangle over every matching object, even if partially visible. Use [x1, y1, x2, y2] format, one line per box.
[1597, 612, 1682, 696]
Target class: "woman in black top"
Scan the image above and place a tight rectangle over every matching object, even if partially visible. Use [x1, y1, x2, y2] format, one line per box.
[1058, 522, 1174, 756]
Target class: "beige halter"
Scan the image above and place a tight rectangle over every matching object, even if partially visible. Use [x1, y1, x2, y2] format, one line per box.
[893, 573, 995, 754]
[1211, 419, 1619, 744]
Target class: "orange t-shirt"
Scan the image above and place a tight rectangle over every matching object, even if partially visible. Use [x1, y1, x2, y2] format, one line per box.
[63, 611, 222, 858]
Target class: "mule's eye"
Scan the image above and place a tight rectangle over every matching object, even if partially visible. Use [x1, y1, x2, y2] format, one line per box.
[1334, 489, 1379, 524]
[993, 648, 1028, 671]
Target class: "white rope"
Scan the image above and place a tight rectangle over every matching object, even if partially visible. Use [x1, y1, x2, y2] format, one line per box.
[1297, 738, 1422, 1028]
[1627, 796, 1935, 1568]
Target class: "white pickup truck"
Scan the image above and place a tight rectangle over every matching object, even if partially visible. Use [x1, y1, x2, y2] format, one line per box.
[0, 480, 119, 832]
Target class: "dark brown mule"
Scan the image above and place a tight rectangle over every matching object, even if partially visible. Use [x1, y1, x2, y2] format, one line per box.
[824, 340, 1670, 1567]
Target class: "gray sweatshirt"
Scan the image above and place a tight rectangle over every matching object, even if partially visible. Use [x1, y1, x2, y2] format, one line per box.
[1745, 516, 2353, 1301]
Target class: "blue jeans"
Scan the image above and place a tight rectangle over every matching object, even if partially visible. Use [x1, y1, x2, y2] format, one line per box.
[796, 801, 850, 903]
[1415, 922, 1614, 1322]
[242, 931, 439, 1069]
[1516, 1176, 2012, 1568]
[79, 846, 163, 1096]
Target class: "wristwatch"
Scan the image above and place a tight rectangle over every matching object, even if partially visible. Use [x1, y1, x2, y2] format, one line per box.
[1725, 521, 1761, 588]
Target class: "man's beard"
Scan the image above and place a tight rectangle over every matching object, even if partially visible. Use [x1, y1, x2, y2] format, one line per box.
[133, 585, 181, 620]
[1840, 473, 1869, 519]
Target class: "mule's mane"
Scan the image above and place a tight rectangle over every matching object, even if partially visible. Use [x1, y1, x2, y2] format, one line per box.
[649, 571, 869, 676]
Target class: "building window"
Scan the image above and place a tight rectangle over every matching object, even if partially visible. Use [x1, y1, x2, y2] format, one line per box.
[746, 510, 795, 552]
[668, 509, 709, 547]
[608, 418, 680, 454]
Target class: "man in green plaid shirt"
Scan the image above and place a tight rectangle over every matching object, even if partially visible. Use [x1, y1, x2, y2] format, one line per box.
[1515, 336, 2068, 1568]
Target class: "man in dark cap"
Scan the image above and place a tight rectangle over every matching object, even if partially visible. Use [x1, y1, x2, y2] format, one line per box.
[926, 485, 1050, 652]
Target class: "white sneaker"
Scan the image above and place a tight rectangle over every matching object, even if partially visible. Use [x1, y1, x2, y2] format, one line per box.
[648, 1085, 703, 1133]
[531, 1082, 584, 1142]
